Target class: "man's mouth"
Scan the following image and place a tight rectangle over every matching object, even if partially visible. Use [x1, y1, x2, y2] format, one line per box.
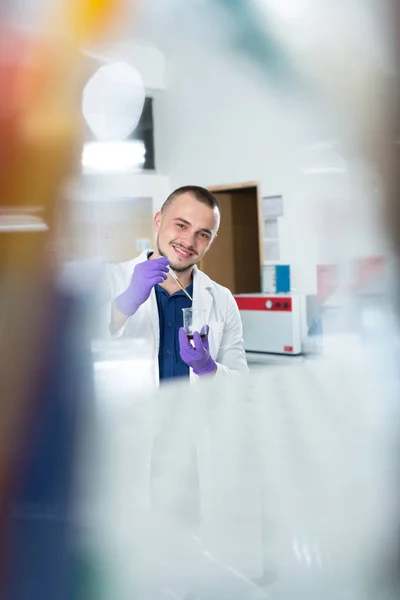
[172, 244, 195, 259]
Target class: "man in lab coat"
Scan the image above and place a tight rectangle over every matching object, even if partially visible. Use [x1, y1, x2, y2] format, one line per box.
[106, 185, 248, 385]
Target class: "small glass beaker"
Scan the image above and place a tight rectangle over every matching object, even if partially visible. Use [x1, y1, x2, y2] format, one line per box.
[182, 308, 207, 340]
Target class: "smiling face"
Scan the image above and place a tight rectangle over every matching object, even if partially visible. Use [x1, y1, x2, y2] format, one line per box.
[154, 193, 220, 273]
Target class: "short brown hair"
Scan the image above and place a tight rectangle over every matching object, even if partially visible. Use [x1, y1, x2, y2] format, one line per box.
[161, 185, 220, 214]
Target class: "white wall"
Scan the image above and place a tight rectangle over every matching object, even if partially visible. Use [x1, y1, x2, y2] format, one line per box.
[80, 172, 170, 216]
[150, 6, 386, 294]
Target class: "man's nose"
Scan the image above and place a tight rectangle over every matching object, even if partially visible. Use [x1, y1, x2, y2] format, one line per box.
[181, 230, 196, 249]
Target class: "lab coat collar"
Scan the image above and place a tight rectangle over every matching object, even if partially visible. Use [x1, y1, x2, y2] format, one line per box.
[192, 265, 213, 289]
[192, 267, 214, 325]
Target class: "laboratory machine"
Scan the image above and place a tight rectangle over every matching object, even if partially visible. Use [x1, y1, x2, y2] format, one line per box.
[234, 293, 307, 355]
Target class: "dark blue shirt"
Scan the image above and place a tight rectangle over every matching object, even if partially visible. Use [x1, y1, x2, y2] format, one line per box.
[155, 283, 193, 381]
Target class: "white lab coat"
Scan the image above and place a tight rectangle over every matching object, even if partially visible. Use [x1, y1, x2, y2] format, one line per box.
[105, 251, 248, 386]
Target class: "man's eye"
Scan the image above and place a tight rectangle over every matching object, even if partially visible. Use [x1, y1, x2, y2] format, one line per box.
[199, 232, 209, 239]
[177, 223, 185, 228]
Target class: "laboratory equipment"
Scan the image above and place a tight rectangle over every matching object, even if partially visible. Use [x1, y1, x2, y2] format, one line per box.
[169, 268, 193, 302]
[235, 293, 307, 355]
[182, 308, 207, 340]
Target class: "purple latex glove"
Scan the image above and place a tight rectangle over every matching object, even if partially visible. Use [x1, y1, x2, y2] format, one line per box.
[179, 325, 217, 376]
[115, 257, 169, 316]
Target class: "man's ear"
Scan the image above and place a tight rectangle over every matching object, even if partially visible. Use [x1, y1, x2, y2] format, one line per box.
[204, 232, 217, 254]
[154, 211, 162, 232]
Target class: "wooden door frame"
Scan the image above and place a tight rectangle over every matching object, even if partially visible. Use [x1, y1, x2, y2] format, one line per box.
[207, 181, 264, 267]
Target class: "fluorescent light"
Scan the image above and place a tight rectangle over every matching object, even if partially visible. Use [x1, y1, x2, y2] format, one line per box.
[82, 141, 146, 172]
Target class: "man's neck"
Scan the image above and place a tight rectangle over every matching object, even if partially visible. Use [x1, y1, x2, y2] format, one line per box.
[150, 249, 193, 289]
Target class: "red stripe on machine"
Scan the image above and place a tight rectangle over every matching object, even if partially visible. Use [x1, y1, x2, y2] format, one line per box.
[234, 296, 292, 312]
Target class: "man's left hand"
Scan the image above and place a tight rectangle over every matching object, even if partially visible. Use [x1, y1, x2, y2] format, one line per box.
[178, 325, 217, 377]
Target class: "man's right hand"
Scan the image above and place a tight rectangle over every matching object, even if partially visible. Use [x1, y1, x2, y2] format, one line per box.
[115, 257, 170, 317]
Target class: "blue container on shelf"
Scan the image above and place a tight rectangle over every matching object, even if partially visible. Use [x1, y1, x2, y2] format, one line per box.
[262, 265, 291, 293]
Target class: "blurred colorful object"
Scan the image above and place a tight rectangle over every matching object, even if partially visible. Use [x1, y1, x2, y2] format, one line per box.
[64, 0, 128, 43]
[211, 0, 301, 89]
[0, 0, 130, 597]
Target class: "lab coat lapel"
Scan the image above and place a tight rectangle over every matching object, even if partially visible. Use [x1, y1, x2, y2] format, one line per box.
[137, 250, 160, 352]
[193, 268, 213, 323]
[147, 287, 160, 386]
[148, 287, 160, 350]
[135, 250, 160, 383]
